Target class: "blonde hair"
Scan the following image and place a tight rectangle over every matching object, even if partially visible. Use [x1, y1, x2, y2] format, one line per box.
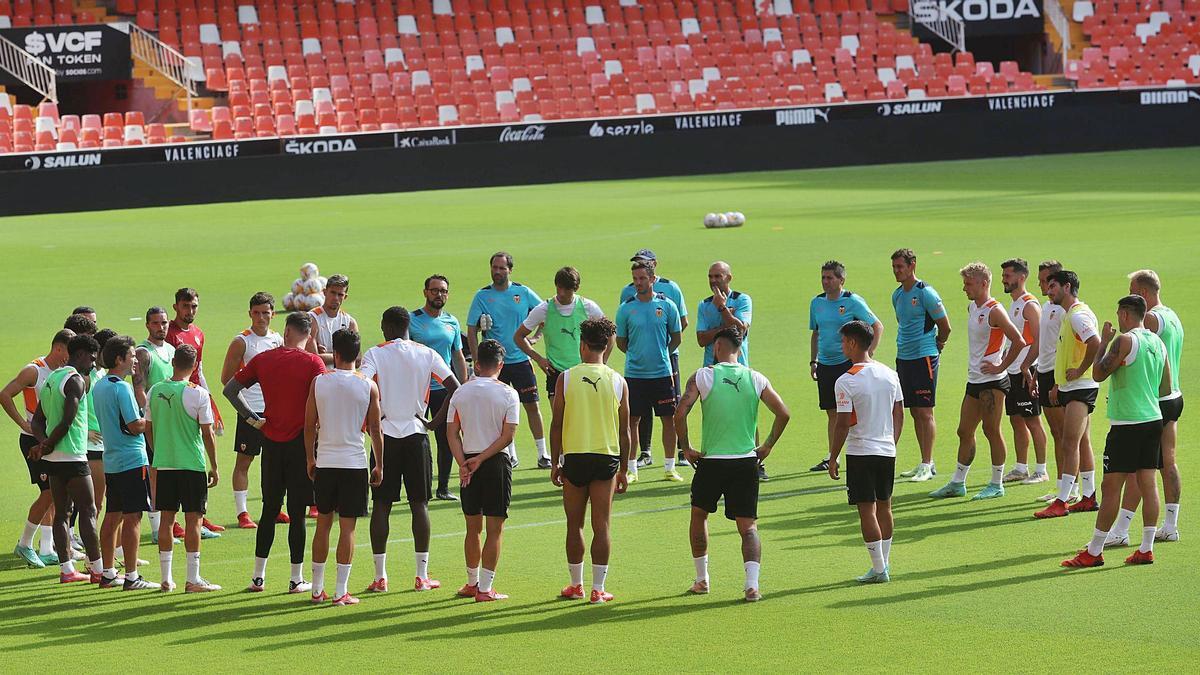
[959, 262, 991, 282]
[1127, 269, 1161, 292]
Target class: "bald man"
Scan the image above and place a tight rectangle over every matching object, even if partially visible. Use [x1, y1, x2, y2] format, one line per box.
[695, 262, 765, 481]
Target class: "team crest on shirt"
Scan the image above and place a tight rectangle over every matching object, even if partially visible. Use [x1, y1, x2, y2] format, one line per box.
[513, 295, 521, 303]
[838, 305, 846, 315]
[978, 315, 986, 324]
[911, 298, 918, 306]
[655, 307, 663, 317]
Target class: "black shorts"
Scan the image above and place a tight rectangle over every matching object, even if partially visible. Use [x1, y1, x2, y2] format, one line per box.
[87, 450, 104, 462]
[817, 361, 854, 410]
[1058, 387, 1098, 414]
[561, 453, 620, 488]
[500, 360, 539, 403]
[44, 459, 91, 480]
[261, 433, 314, 508]
[372, 433, 432, 504]
[314, 467, 369, 517]
[105, 466, 151, 514]
[846, 455, 896, 504]
[1160, 396, 1184, 423]
[234, 416, 265, 457]
[896, 356, 938, 408]
[155, 469, 208, 513]
[628, 376, 677, 418]
[20, 434, 50, 490]
[1006, 373, 1041, 417]
[544, 365, 564, 398]
[1036, 370, 1058, 408]
[966, 377, 1009, 399]
[670, 352, 681, 397]
[460, 453, 513, 518]
[691, 456, 759, 520]
[1103, 420, 1163, 473]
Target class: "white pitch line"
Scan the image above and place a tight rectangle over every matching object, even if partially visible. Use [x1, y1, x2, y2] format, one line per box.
[205, 484, 845, 568]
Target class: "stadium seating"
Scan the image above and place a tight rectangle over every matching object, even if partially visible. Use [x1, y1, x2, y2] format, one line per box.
[0, 0, 1051, 154]
[1066, 0, 1200, 87]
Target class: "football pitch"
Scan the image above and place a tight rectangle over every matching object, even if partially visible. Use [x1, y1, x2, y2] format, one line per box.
[1, 147, 1198, 672]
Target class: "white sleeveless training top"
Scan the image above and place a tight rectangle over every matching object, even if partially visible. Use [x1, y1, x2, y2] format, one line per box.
[237, 329, 283, 412]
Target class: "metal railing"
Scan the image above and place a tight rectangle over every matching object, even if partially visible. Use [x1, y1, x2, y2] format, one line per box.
[0, 33, 57, 103]
[1045, 0, 1072, 73]
[908, 0, 966, 52]
[128, 22, 198, 97]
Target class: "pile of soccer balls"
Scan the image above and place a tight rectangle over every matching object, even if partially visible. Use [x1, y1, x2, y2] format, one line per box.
[282, 262, 327, 311]
[704, 212, 746, 229]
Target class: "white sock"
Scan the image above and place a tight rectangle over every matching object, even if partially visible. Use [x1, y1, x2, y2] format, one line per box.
[373, 553, 387, 580]
[568, 561, 584, 587]
[665, 458, 676, 471]
[693, 555, 709, 583]
[19, 520, 38, 548]
[186, 551, 201, 584]
[61, 560, 75, 574]
[148, 511, 160, 531]
[1035, 462, 1047, 475]
[1140, 527, 1156, 553]
[125, 569, 139, 582]
[1080, 470, 1096, 498]
[234, 490, 249, 515]
[866, 540, 885, 574]
[104, 567, 118, 579]
[1014, 462, 1028, 475]
[467, 566, 480, 585]
[882, 537, 892, 567]
[1057, 474, 1076, 503]
[311, 562, 326, 595]
[744, 560, 761, 590]
[160, 550, 173, 586]
[1086, 528, 1107, 557]
[535, 437, 548, 460]
[1164, 503, 1180, 531]
[1112, 508, 1136, 537]
[253, 556, 268, 580]
[415, 551, 429, 579]
[627, 459, 638, 474]
[991, 465, 1004, 485]
[919, 462, 931, 471]
[479, 567, 496, 593]
[39, 525, 55, 555]
[89, 558, 102, 575]
[336, 563, 351, 597]
[591, 564, 608, 592]
[951, 463, 970, 484]
[290, 562, 304, 582]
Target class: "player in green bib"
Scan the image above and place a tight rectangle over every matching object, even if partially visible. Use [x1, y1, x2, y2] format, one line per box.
[1119, 270, 1186, 542]
[516, 267, 611, 405]
[134, 306, 177, 544]
[675, 327, 790, 602]
[30, 334, 103, 583]
[550, 318, 631, 604]
[147, 344, 221, 592]
[1063, 295, 1172, 568]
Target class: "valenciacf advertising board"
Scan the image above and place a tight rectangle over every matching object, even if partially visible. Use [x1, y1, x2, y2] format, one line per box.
[0, 23, 132, 81]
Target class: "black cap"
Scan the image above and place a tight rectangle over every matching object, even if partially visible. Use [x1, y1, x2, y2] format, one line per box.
[630, 248, 656, 262]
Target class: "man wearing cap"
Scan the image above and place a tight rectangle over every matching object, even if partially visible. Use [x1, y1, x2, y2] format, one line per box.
[619, 249, 688, 470]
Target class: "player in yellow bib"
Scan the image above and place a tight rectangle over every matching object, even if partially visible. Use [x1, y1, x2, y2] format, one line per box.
[550, 318, 631, 604]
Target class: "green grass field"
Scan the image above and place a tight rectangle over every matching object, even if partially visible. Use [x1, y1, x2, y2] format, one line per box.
[1, 147, 1198, 672]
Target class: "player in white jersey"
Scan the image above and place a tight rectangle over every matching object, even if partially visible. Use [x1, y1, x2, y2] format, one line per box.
[999, 259, 1049, 485]
[360, 306, 460, 593]
[1035, 270, 1102, 519]
[827, 321, 904, 583]
[305, 329, 383, 607]
[446, 339, 521, 602]
[220, 292, 284, 529]
[1032, 260, 1077, 501]
[305, 274, 358, 366]
[929, 263, 1026, 502]
[2, 329, 73, 568]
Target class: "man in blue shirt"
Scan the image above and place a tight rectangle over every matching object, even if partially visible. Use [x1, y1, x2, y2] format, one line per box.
[467, 252, 547, 468]
[616, 261, 683, 483]
[91, 335, 155, 589]
[809, 260, 884, 473]
[411, 274, 470, 500]
[620, 249, 688, 468]
[696, 261, 752, 367]
[890, 248, 952, 482]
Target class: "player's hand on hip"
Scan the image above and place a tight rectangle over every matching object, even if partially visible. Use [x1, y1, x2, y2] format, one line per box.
[981, 362, 1003, 376]
[754, 444, 772, 461]
[681, 448, 701, 464]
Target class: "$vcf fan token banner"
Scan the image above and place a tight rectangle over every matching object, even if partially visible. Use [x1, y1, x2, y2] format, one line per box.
[0, 23, 132, 81]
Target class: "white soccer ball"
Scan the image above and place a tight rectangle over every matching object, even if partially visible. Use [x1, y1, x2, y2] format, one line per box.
[300, 262, 319, 279]
[311, 292, 325, 308]
[717, 213, 730, 227]
[316, 275, 328, 290]
[296, 293, 317, 310]
[301, 277, 322, 294]
[282, 292, 296, 311]
[703, 212, 719, 228]
[732, 211, 746, 226]
[291, 278, 305, 295]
